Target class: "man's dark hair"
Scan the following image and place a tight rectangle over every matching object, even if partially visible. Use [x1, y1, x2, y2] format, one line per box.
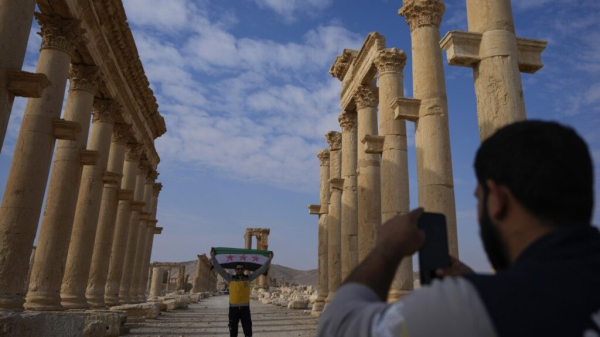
[236, 263, 245, 269]
[474, 120, 594, 227]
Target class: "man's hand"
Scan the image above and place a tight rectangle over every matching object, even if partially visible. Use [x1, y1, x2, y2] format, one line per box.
[210, 250, 215, 259]
[435, 256, 475, 277]
[376, 208, 425, 260]
[269, 251, 274, 259]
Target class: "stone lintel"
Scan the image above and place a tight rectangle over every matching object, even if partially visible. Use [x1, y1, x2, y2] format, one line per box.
[308, 204, 321, 215]
[391, 97, 421, 121]
[80, 150, 99, 165]
[118, 189, 134, 200]
[130, 201, 146, 211]
[329, 178, 345, 191]
[6, 71, 51, 97]
[362, 135, 385, 154]
[53, 119, 81, 140]
[154, 227, 163, 235]
[139, 212, 151, 220]
[440, 30, 547, 74]
[102, 171, 122, 184]
[340, 32, 386, 111]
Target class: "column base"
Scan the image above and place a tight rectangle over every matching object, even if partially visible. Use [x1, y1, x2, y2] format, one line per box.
[312, 301, 325, 312]
[24, 293, 64, 311]
[104, 296, 121, 307]
[85, 293, 106, 309]
[61, 294, 91, 310]
[0, 295, 25, 311]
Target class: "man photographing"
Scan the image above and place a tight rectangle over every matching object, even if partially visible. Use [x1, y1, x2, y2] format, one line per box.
[318, 120, 600, 336]
[211, 250, 273, 337]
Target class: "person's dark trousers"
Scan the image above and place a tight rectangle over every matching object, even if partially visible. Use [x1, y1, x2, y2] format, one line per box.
[229, 306, 252, 337]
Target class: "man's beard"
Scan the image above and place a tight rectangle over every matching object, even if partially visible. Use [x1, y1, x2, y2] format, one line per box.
[479, 192, 511, 271]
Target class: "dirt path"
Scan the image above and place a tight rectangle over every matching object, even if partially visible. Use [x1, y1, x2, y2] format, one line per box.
[127, 295, 318, 336]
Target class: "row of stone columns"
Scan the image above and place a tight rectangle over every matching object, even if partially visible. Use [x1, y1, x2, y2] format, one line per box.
[309, 0, 546, 313]
[0, 11, 165, 312]
[243, 228, 271, 290]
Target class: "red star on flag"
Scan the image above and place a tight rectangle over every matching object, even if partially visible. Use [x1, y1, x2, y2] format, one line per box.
[226, 255, 234, 261]
[252, 255, 259, 262]
[240, 255, 247, 261]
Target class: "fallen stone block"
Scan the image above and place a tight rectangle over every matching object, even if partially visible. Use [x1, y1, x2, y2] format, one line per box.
[164, 299, 188, 311]
[110, 303, 160, 320]
[0, 312, 46, 337]
[158, 302, 168, 311]
[261, 298, 272, 305]
[83, 320, 105, 337]
[288, 300, 309, 310]
[83, 310, 125, 337]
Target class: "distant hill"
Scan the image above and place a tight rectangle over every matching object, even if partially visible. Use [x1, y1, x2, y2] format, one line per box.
[169, 260, 318, 286]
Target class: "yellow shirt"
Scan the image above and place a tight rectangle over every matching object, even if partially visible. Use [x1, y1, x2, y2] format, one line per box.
[229, 278, 251, 306]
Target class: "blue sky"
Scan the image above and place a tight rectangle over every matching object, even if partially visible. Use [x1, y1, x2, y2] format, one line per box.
[0, 0, 599, 272]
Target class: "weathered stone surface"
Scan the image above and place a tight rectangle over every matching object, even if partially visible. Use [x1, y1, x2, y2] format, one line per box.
[83, 310, 124, 337]
[0, 312, 45, 336]
[287, 300, 309, 310]
[83, 320, 105, 337]
[110, 302, 160, 320]
[39, 312, 86, 337]
[164, 298, 189, 311]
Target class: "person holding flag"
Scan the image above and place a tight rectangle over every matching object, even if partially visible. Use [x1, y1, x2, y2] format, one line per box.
[211, 247, 273, 337]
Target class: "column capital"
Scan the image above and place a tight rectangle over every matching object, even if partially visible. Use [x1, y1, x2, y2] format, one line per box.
[125, 143, 143, 161]
[374, 48, 407, 74]
[34, 13, 84, 55]
[325, 131, 342, 151]
[92, 98, 120, 125]
[329, 49, 358, 81]
[146, 170, 159, 184]
[399, 0, 445, 32]
[317, 149, 330, 166]
[153, 182, 163, 196]
[338, 111, 357, 132]
[138, 159, 150, 174]
[111, 123, 132, 144]
[68, 64, 102, 94]
[354, 86, 379, 109]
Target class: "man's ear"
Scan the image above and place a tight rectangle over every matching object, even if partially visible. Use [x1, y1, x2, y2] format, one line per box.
[485, 179, 509, 221]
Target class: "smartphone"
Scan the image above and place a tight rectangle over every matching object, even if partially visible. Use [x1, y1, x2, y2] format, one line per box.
[417, 212, 451, 285]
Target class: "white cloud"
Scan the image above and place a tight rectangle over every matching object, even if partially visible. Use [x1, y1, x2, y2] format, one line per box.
[253, 0, 333, 23]
[122, 0, 198, 31]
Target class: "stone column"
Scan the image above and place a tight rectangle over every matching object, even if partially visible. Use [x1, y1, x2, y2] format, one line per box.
[325, 131, 342, 304]
[138, 182, 162, 301]
[131, 171, 156, 302]
[338, 112, 358, 280]
[0, 0, 39, 152]
[85, 124, 131, 308]
[60, 99, 119, 309]
[373, 49, 413, 302]
[191, 256, 202, 294]
[438, 0, 546, 140]
[354, 86, 381, 262]
[147, 266, 163, 302]
[244, 229, 252, 249]
[0, 13, 81, 311]
[105, 144, 142, 306]
[177, 265, 186, 291]
[119, 161, 148, 302]
[24, 66, 101, 311]
[311, 149, 329, 313]
[258, 229, 270, 290]
[398, 0, 460, 258]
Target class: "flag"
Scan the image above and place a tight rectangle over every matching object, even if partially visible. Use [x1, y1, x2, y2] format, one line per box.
[211, 247, 271, 272]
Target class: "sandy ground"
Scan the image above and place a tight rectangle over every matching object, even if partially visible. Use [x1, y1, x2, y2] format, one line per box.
[126, 295, 318, 336]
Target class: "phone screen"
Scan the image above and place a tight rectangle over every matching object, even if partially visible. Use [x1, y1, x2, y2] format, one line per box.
[417, 212, 451, 285]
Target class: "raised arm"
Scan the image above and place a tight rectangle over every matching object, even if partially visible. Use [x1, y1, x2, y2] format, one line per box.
[211, 252, 232, 283]
[249, 252, 273, 282]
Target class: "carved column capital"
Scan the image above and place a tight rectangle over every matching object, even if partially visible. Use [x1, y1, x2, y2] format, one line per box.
[34, 13, 84, 55]
[153, 182, 163, 196]
[111, 123, 132, 144]
[146, 170, 159, 184]
[325, 131, 342, 151]
[338, 111, 357, 132]
[125, 143, 143, 162]
[138, 159, 150, 174]
[399, 0, 445, 31]
[329, 49, 358, 81]
[354, 86, 379, 109]
[68, 64, 102, 93]
[374, 48, 407, 73]
[317, 149, 330, 166]
[92, 99, 120, 124]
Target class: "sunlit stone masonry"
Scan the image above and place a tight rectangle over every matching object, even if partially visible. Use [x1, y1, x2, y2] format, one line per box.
[0, 1, 166, 334]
